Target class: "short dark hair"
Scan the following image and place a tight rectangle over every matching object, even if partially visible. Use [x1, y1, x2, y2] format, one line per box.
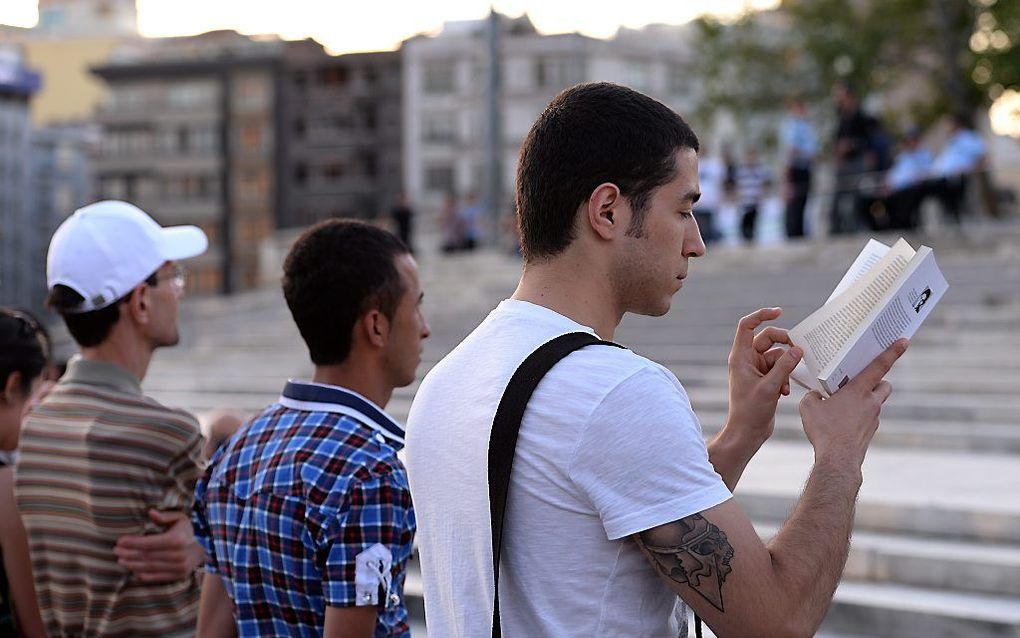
[46, 272, 158, 348]
[515, 82, 699, 261]
[282, 219, 409, 366]
[0, 308, 50, 394]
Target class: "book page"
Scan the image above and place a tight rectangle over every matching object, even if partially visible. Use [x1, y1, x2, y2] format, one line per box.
[826, 239, 890, 303]
[789, 239, 916, 387]
[819, 247, 948, 394]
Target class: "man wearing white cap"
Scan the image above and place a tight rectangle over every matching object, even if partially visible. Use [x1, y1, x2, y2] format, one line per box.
[16, 200, 209, 637]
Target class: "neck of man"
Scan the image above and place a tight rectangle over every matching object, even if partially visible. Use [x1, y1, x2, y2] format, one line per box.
[312, 359, 394, 410]
[512, 249, 623, 341]
[80, 332, 154, 383]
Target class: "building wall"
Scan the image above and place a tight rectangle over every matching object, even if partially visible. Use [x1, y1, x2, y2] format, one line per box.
[279, 46, 402, 228]
[23, 124, 97, 314]
[92, 33, 282, 295]
[0, 47, 41, 312]
[402, 17, 698, 224]
[21, 38, 125, 125]
[36, 0, 138, 38]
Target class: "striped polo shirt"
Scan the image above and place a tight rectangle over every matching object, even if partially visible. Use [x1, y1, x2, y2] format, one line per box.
[16, 356, 205, 637]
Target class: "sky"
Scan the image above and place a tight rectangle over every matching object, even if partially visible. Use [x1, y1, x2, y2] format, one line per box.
[0, 0, 779, 53]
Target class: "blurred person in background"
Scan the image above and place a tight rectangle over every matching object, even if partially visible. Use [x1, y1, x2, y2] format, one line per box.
[780, 98, 818, 239]
[883, 129, 933, 230]
[695, 143, 726, 244]
[0, 308, 49, 638]
[929, 112, 987, 225]
[17, 200, 209, 637]
[735, 147, 772, 244]
[830, 83, 879, 234]
[389, 192, 416, 253]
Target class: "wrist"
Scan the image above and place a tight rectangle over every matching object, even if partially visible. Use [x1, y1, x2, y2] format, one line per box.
[721, 413, 772, 448]
[812, 449, 865, 486]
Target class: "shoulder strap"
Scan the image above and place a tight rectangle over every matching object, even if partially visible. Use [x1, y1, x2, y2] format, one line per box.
[487, 331, 624, 638]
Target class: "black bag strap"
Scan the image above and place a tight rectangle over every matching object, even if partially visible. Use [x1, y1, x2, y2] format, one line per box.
[487, 331, 624, 638]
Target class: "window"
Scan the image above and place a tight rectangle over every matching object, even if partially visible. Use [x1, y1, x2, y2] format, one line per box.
[423, 112, 456, 143]
[318, 65, 349, 87]
[167, 81, 216, 109]
[239, 123, 264, 152]
[424, 165, 454, 193]
[360, 152, 378, 177]
[322, 163, 344, 180]
[534, 56, 582, 89]
[235, 75, 270, 109]
[423, 61, 456, 94]
[237, 169, 269, 199]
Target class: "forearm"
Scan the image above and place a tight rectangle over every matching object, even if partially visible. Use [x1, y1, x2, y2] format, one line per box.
[196, 573, 236, 638]
[765, 455, 863, 635]
[707, 423, 768, 491]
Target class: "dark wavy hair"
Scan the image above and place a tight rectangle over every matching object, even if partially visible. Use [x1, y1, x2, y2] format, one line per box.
[282, 219, 409, 365]
[516, 82, 699, 261]
[0, 308, 50, 394]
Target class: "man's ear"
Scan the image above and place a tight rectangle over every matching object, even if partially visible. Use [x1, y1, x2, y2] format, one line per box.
[360, 309, 391, 349]
[2, 371, 23, 406]
[125, 284, 151, 325]
[585, 183, 623, 241]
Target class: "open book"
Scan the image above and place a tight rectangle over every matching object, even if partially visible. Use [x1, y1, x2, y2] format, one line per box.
[789, 238, 949, 395]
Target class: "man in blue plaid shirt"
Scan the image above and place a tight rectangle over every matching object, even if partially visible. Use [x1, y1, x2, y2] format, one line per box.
[193, 220, 430, 637]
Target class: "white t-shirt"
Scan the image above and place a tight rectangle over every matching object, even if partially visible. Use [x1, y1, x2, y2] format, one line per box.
[405, 299, 732, 638]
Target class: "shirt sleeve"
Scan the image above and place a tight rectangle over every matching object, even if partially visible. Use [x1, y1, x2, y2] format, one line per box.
[318, 471, 415, 608]
[168, 426, 206, 500]
[568, 365, 732, 541]
[191, 444, 225, 573]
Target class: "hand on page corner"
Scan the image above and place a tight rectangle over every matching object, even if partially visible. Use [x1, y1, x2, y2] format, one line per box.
[725, 307, 803, 445]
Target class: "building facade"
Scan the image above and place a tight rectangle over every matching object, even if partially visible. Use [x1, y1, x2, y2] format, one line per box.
[92, 31, 282, 294]
[401, 14, 698, 227]
[0, 46, 42, 311]
[278, 43, 403, 228]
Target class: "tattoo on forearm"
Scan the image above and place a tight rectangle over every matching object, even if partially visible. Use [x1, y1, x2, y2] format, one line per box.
[635, 514, 734, 612]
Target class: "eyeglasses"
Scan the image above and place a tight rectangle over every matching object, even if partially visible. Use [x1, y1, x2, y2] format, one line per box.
[148, 265, 187, 293]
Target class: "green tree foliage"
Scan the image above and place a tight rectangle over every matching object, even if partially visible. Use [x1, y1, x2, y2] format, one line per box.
[691, 0, 1019, 128]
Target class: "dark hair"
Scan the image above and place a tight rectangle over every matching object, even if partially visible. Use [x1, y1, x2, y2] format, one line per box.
[515, 82, 699, 261]
[0, 308, 50, 395]
[46, 272, 159, 348]
[282, 219, 409, 365]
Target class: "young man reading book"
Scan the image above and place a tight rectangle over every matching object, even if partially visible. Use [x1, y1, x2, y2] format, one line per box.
[405, 83, 907, 638]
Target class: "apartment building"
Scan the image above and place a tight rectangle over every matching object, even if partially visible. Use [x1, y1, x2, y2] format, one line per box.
[0, 47, 42, 310]
[278, 42, 402, 227]
[92, 31, 282, 294]
[402, 14, 698, 221]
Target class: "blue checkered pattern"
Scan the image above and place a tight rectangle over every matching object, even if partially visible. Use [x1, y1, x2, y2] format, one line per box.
[193, 382, 415, 637]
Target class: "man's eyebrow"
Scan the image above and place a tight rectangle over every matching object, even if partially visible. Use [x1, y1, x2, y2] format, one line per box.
[681, 190, 701, 204]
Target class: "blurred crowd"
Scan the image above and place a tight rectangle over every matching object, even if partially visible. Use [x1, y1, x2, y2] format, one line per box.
[695, 83, 990, 245]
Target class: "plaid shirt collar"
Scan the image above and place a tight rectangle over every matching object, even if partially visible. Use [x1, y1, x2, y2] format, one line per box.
[278, 380, 406, 450]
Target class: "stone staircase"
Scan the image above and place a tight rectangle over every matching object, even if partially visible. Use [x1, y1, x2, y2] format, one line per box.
[142, 220, 1020, 637]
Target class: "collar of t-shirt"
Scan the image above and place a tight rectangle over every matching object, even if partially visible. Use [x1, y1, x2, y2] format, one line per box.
[62, 355, 143, 396]
[496, 298, 602, 338]
[278, 380, 406, 449]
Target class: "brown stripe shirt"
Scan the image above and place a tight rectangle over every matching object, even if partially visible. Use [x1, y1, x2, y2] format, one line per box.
[16, 357, 204, 637]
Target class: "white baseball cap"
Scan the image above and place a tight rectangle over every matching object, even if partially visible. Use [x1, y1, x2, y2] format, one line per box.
[47, 200, 209, 313]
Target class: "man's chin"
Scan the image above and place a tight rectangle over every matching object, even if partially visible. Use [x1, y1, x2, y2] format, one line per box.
[632, 299, 672, 318]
